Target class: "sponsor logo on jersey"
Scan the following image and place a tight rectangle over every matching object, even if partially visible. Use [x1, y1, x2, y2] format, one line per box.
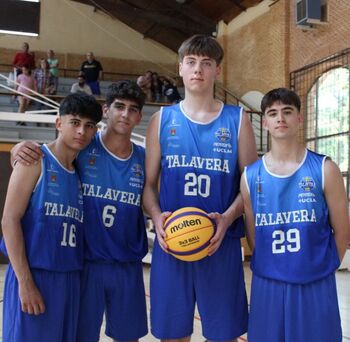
[131, 163, 144, 178]
[88, 157, 96, 165]
[50, 174, 57, 183]
[215, 128, 231, 142]
[298, 176, 317, 203]
[298, 176, 315, 191]
[170, 128, 176, 136]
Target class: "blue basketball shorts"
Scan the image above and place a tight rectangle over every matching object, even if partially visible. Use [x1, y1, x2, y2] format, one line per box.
[150, 236, 248, 340]
[76, 261, 148, 342]
[248, 272, 342, 342]
[3, 265, 80, 342]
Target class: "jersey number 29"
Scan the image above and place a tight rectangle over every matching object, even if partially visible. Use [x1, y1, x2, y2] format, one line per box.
[272, 228, 300, 254]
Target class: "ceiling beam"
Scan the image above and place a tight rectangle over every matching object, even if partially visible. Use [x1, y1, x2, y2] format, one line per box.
[160, 0, 215, 30]
[227, 0, 247, 11]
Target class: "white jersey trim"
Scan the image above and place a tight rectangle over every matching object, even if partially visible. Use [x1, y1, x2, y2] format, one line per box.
[42, 144, 75, 174]
[179, 100, 224, 125]
[98, 131, 133, 161]
[262, 148, 308, 178]
[243, 167, 250, 195]
[158, 106, 164, 142]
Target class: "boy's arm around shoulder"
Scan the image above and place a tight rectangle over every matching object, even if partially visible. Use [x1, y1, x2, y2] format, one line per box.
[324, 159, 350, 261]
[11, 140, 43, 167]
[1, 162, 46, 315]
[143, 111, 171, 251]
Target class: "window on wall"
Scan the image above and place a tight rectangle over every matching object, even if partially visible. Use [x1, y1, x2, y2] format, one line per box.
[306, 67, 349, 186]
[0, 0, 40, 37]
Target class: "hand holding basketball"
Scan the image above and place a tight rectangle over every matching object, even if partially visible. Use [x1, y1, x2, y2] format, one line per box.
[153, 211, 172, 251]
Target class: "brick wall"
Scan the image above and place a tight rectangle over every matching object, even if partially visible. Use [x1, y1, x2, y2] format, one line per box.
[222, 0, 350, 98]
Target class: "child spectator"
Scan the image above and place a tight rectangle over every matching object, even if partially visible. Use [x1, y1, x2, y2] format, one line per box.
[15, 65, 36, 113]
[33, 59, 52, 95]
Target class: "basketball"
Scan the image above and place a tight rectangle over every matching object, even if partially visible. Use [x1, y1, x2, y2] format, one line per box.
[164, 207, 216, 262]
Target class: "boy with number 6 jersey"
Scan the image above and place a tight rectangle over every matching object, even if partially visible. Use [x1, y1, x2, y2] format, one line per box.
[241, 88, 350, 342]
[1, 93, 102, 342]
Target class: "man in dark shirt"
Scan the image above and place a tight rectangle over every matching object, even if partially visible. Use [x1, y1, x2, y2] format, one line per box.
[12, 42, 35, 74]
[80, 52, 103, 96]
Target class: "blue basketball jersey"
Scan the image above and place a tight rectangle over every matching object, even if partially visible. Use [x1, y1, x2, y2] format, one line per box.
[159, 102, 244, 238]
[1, 144, 84, 272]
[244, 149, 340, 284]
[76, 132, 147, 262]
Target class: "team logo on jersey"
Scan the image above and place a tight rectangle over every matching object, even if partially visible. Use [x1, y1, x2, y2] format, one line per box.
[170, 128, 176, 136]
[50, 174, 57, 183]
[298, 177, 315, 191]
[88, 157, 96, 165]
[215, 128, 231, 142]
[131, 163, 144, 178]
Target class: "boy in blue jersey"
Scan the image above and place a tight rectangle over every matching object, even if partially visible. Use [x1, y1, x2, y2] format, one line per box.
[241, 88, 350, 342]
[10, 80, 148, 342]
[143, 34, 258, 342]
[1, 93, 102, 342]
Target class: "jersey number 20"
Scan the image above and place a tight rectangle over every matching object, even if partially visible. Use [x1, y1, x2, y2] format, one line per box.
[184, 173, 210, 198]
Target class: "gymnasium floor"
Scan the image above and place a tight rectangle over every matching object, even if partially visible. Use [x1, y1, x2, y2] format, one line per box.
[0, 263, 348, 341]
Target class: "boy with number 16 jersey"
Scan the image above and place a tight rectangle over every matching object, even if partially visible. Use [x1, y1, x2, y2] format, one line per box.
[241, 88, 350, 342]
[1, 93, 102, 342]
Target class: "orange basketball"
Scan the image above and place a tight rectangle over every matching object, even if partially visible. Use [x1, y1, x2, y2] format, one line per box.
[164, 207, 216, 262]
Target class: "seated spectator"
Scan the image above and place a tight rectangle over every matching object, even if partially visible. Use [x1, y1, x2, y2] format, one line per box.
[151, 72, 163, 102]
[12, 42, 35, 76]
[15, 65, 36, 113]
[137, 70, 152, 102]
[47, 49, 59, 94]
[70, 72, 92, 95]
[33, 59, 52, 95]
[162, 75, 182, 104]
[80, 52, 103, 95]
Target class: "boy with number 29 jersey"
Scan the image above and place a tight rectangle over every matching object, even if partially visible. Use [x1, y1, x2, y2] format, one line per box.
[241, 88, 349, 342]
[159, 102, 244, 238]
[244, 149, 340, 283]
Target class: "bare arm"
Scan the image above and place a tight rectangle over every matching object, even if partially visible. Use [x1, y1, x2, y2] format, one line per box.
[142, 111, 170, 250]
[1, 162, 45, 315]
[11, 140, 43, 167]
[208, 111, 259, 255]
[324, 159, 350, 262]
[240, 170, 256, 251]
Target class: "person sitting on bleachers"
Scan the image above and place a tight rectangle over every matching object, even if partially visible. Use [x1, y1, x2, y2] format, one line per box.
[70, 72, 92, 95]
[162, 75, 182, 104]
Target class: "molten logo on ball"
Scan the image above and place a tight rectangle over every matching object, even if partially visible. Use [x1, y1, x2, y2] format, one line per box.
[164, 207, 216, 262]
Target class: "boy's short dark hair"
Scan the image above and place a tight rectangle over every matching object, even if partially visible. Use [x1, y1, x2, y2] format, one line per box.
[178, 34, 224, 65]
[106, 80, 145, 110]
[59, 93, 102, 123]
[261, 88, 301, 114]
